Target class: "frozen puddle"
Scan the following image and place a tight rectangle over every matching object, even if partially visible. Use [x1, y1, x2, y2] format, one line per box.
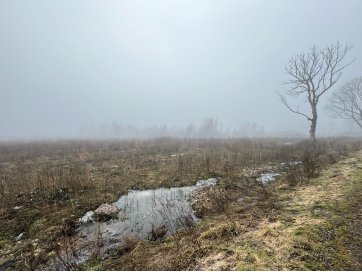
[281, 161, 302, 166]
[257, 173, 281, 184]
[63, 178, 218, 266]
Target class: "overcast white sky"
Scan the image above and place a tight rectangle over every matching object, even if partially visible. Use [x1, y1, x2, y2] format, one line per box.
[0, 0, 361, 139]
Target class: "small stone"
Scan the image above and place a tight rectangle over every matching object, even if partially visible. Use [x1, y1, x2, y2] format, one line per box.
[94, 203, 120, 221]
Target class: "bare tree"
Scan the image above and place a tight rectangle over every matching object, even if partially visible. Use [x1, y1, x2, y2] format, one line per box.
[326, 77, 362, 128]
[279, 42, 355, 142]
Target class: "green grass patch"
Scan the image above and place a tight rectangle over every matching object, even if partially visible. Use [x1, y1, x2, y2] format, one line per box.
[288, 168, 362, 270]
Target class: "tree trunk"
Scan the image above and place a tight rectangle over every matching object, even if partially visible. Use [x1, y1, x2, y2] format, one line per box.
[310, 105, 318, 143]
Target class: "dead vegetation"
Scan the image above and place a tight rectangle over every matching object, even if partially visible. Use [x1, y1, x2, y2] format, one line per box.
[1, 137, 362, 270]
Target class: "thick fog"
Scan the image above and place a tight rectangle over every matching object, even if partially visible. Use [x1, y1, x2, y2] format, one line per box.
[1, 0, 362, 140]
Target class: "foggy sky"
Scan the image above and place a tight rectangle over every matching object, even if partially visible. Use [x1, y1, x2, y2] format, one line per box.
[1, 0, 362, 139]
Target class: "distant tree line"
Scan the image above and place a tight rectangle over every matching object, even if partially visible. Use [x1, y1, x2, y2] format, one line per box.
[80, 118, 266, 139]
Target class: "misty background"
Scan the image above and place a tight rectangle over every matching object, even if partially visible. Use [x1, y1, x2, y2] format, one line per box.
[1, 0, 362, 140]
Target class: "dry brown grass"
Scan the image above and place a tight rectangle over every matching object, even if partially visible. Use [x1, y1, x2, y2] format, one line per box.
[1, 137, 362, 270]
[94, 149, 362, 271]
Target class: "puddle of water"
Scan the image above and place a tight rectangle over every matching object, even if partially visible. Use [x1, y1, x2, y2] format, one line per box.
[256, 173, 281, 184]
[170, 153, 184, 157]
[281, 161, 302, 166]
[67, 178, 218, 265]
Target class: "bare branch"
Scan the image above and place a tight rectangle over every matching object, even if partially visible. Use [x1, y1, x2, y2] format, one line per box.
[326, 77, 362, 129]
[279, 94, 312, 121]
[280, 42, 355, 141]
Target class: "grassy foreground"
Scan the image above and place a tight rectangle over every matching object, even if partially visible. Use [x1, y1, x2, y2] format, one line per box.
[1, 139, 361, 270]
[92, 151, 362, 270]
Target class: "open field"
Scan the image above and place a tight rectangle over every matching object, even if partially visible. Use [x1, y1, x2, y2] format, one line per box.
[1, 137, 362, 270]
[2, 0, 362, 270]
